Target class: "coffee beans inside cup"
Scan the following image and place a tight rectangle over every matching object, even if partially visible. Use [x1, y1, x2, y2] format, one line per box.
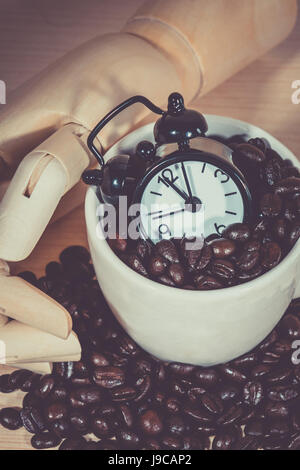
[0, 246, 300, 450]
[108, 137, 300, 290]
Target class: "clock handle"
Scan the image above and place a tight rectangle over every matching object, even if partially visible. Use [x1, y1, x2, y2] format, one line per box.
[87, 95, 164, 167]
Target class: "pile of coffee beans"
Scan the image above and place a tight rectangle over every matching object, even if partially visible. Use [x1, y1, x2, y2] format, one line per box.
[108, 137, 300, 290]
[0, 246, 300, 450]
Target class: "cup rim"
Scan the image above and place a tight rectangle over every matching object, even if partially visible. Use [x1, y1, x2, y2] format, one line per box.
[85, 115, 300, 299]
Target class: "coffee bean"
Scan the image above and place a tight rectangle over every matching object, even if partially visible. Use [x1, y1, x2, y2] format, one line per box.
[161, 435, 181, 450]
[272, 218, 287, 241]
[166, 415, 186, 436]
[288, 221, 300, 247]
[165, 397, 181, 414]
[53, 362, 75, 380]
[108, 236, 127, 253]
[134, 375, 151, 403]
[268, 385, 298, 402]
[242, 381, 264, 407]
[248, 138, 267, 154]
[261, 351, 281, 365]
[92, 413, 116, 438]
[288, 432, 300, 449]
[7, 370, 32, 390]
[139, 410, 163, 435]
[59, 437, 86, 450]
[51, 419, 73, 439]
[50, 383, 68, 402]
[201, 392, 224, 415]
[89, 351, 110, 368]
[275, 177, 300, 196]
[154, 240, 179, 264]
[261, 242, 281, 269]
[22, 393, 40, 411]
[45, 403, 68, 423]
[262, 155, 283, 187]
[149, 255, 167, 277]
[93, 366, 125, 389]
[217, 384, 240, 403]
[217, 404, 243, 425]
[188, 386, 206, 402]
[267, 419, 290, 437]
[136, 239, 151, 261]
[133, 357, 153, 376]
[180, 237, 204, 271]
[168, 263, 185, 286]
[196, 244, 212, 270]
[236, 143, 266, 164]
[194, 274, 223, 290]
[223, 223, 251, 243]
[251, 364, 271, 379]
[118, 404, 134, 428]
[35, 375, 56, 399]
[219, 365, 247, 384]
[111, 386, 137, 402]
[283, 200, 296, 223]
[183, 404, 213, 424]
[168, 363, 196, 377]
[236, 249, 260, 272]
[157, 273, 176, 287]
[195, 423, 216, 435]
[262, 436, 285, 450]
[212, 428, 237, 450]
[127, 254, 148, 277]
[260, 193, 282, 217]
[60, 245, 90, 266]
[0, 375, 16, 393]
[244, 419, 264, 437]
[0, 408, 22, 430]
[211, 238, 236, 258]
[253, 218, 269, 237]
[69, 410, 90, 434]
[118, 429, 141, 448]
[234, 352, 258, 369]
[211, 259, 235, 280]
[143, 438, 161, 450]
[281, 314, 300, 340]
[234, 435, 259, 450]
[18, 271, 37, 286]
[69, 386, 102, 408]
[20, 406, 47, 434]
[237, 264, 263, 282]
[194, 368, 219, 388]
[31, 431, 61, 449]
[266, 366, 292, 384]
[182, 435, 206, 450]
[265, 401, 290, 419]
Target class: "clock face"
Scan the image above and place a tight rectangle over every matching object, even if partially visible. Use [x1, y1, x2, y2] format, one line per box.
[136, 152, 250, 244]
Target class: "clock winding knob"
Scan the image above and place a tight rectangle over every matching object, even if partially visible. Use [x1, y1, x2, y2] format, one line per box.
[167, 92, 185, 115]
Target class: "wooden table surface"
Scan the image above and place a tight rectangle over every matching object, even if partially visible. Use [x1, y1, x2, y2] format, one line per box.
[0, 0, 300, 450]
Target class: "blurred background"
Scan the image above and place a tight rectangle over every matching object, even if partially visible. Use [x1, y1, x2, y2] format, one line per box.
[0, 0, 299, 275]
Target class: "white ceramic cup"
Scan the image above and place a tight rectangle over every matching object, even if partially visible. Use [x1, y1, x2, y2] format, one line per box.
[85, 116, 300, 366]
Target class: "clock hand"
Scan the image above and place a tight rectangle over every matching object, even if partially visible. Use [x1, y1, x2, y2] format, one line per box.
[162, 177, 189, 201]
[181, 162, 193, 201]
[153, 208, 185, 220]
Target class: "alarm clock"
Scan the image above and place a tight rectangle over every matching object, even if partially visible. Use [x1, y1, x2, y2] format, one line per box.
[82, 93, 252, 243]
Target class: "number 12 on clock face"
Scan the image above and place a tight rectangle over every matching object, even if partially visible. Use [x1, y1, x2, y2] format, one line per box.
[136, 154, 250, 244]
